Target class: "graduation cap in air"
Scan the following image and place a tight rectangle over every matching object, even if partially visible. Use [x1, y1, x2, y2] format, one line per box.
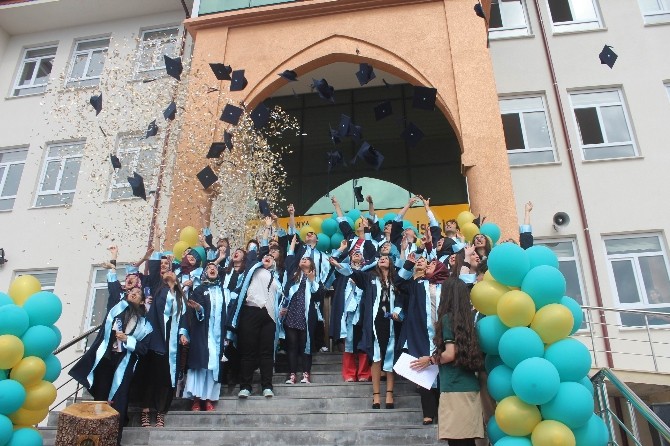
[348, 124, 363, 141]
[90, 93, 102, 116]
[474, 2, 486, 19]
[354, 185, 364, 204]
[207, 142, 226, 159]
[196, 165, 218, 189]
[312, 78, 335, 103]
[278, 70, 298, 82]
[329, 126, 341, 144]
[230, 70, 248, 91]
[220, 104, 244, 125]
[164, 55, 183, 81]
[163, 101, 177, 121]
[413, 86, 437, 110]
[210, 63, 232, 81]
[401, 122, 425, 147]
[251, 103, 270, 129]
[127, 172, 147, 200]
[352, 142, 384, 170]
[374, 101, 392, 121]
[224, 131, 234, 151]
[145, 120, 158, 138]
[258, 199, 271, 217]
[338, 114, 352, 139]
[326, 150, 345, 173]
[110, 154, 121, 170]
[599, 45, 617, 69]
[355, 63, 376, 86]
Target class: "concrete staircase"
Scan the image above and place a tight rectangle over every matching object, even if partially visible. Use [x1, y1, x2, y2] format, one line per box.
[42, 352, 439, 445]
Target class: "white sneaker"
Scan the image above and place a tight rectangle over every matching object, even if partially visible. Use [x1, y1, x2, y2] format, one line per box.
[300, 372, 311, 384]
[320, 346, 329, 352]
[263, 388, 274, 398]
[238, 389, 251, 398]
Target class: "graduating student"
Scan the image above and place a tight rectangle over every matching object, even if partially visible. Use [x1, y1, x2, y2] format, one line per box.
[199, 205, 231, 264]
[287, 203, 330, 285]
[331, 195, 378, 264]
[390, 196, 422, 258]
[174, 248, 203, 297]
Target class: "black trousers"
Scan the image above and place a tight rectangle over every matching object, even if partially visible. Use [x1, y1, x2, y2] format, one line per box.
[419, 386, 440, 419]
[284, 326, 312, 374]
[134, 350, 174, 412]
[237, 305, 276, 391]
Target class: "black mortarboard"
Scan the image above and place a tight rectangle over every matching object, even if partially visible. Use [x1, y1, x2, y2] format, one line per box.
[224, 131, 234, 150]
[599, 45, 617, 69]
[90, 93, 102, 115]
[127, 172, 147, 200]
[355, 63, 376, 86]
[145, 120, 158, 138]
[207, 142, 226, 159]
[220, 104, 244, 125]
[164, 55, 183, 81]
[251, 103, 270, 129]
[352, 142, 384, 170]
[196, 165, 218, 189]
[163, 101, 177, 121]
[230, 70, 248, 91]
[413, 86, 437, 110]
[401, 122, 425, 147]
[354, 186, 364, 204]
[258, 199, 271, 217]
[210, 63, 232, 81]
[312, 78, 335, 103]
[474, 2, 486, 19]
[278, 70, 298, 82]
[349, 124, 363, 141]
[338, 114, 352, 139]
[329, 126, 341, 144]
[110, 154, 121, 169]
[374, 101, 393, 120]
[326, 150, 345, 173]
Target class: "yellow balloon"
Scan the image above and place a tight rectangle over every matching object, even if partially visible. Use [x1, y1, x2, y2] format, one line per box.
[8, 275, 41, 306]
[308, 216, 323, 234]
[23, 380, 57, 411]
[471, 279, 508, 315]
[9, 407, 48, 426]
[299, 225, 315, 240]
[483, 270, 496, 281]
[0, 334, 24, 369]
[461, 222, 480, 243]
[9, 356, 46, 388]
[531, 420, 576, 446]
[495, 396, 542, 437]
[531, 303, 574, 344]
[497, 290, 536, 328]
[456, 211, 476, 229]
[179, 226, 199, 247]
[173, 240, 190, 261]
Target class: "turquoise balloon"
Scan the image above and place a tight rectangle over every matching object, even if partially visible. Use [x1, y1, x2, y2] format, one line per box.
[526, 245, 559, 269]
[402, 220, 412, 229]
[50, 324, 62, 347]
[578, 376, 594, 396]
[544, 338, 591, 382]
[541, 381, 594, 429]
[21, 325, 59, 359]
[480, 222, 501, 245]
[573, 414, 609, 446]
[494, 437, 532, 446]
[330, 233, 345, 251]
[316, 233, 330, 252]
[346, 209, 362, 222]
[321, 218, 339, 237]
[43, 354, 62, 383]
[487, 243, 530, 287]
[7, 428, 42, 446]
[561, 296, 584, 334]
[0, 293, 12, 307]
[0, 370, 6, 381]
[498, 327, 544, 368]
[521, 265, 566, 309]
[487, 365, 514, 402]
[0, 304, 29, 337]
[476, 316, 508, 355]
[512, 357, 560, 405]
[485, 354, 504, 373]
[382, 213, 397, 222]
[0, 379, 26, 415]
[487, 416, 506, 444]
[331, 211, 338, 220]
[22, 291, 62, 327]
[0, 414, 12, 446]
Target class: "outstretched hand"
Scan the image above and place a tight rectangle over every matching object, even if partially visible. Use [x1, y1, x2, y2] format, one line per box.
[329, 257, 342, 269]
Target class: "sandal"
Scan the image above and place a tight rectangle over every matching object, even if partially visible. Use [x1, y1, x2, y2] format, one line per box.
[385, 390, 395, 409]
[372, 392, 381, 410]
[204, 400, 215, 411]
[423, 417, 433, 425]
[155, 412, 165, 427]
[191, 398, 201, 411]
[140, 410, 151, 428]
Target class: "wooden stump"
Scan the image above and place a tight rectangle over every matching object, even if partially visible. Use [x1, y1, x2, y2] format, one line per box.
[55, 401, 119, 446]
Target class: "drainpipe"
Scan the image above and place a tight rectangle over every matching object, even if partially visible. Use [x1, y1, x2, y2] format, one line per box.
[531, 0, 613, 368]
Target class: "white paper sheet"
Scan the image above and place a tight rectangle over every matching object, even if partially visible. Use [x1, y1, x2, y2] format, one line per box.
[393, 352, 439, 389]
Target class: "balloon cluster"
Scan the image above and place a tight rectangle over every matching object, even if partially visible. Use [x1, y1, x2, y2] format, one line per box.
[0, 275, 63, 446]
[173, 226, 200, 261]
[461, 214, 609, 446]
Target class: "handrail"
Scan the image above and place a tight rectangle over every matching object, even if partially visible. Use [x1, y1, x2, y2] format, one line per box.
[53, 324, 102, 355]
[581, 304, 670, 317]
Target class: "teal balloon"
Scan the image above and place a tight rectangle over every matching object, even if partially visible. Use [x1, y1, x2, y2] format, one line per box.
[521, 265, 566, 309]
[578, 376, 594, 396]
[316, 233, 330, 252]
[541, 381, 594, 429]
[476, 316, 508, 355]
[21, 325, 59, 359]
[494, 437, 532, 446]
[402, 220, 412, 229]
[0, 293, 12, 307]
[50, 324, 62, 347]
[330, 233, 345, 251]
[382, 213, 397, 222]
[498, 327, 544, 369]
[544, 338, 591, 382]
[0, 379, 26, 415]
[346, 209, 362, 222]
[0, 304, 29, 337]
[526, 245, 560, 269]
[512, 357, 560, 405]
[480, 222, 502, 244]
[321, 218, 339, 237]
[22, 291, 62, 327]
[487, 243, 530, 287]
[331, 211, 338, 219]
[573, 413, 609, 446]
[487, 416, 506, 444]
[43, 354, 62, 383]
[487, 365, 514, 402]
[0, 414, 12, 446]
[561, 296, 584, 334]
[7, 428, 42, 446]
[0, 370, 6, 381]
[485, 354, 504, 373]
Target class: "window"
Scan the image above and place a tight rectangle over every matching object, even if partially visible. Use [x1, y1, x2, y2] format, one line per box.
[570, 89, 637, 161]
[84, 266, 129, 348]
[547, 0, 602, 32]
[109, 135, 159, 200]
[605, 234, 670, 327]
[12, 46, 57, 97]
[66, 38, 110, 88]
[135, 27, 179, 79]
[638, 0, 670, 24]
[0, 148, 28, 211]
[499, 96, 556, 165]
[35, 141, 84, 208]
[15, 269, 58, 292]
[489, 0, 530, 38]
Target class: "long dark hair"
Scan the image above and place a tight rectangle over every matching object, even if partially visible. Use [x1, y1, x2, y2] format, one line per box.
[224, 248, 247, 275]
[449, 250, 466, 278]
[433, 278, 483, 372]
[370, 255, 395, 290]
[124, 288, 147, 321]
[474, 234, 492, 260]
[292, 257, 315, 284]
[171, 279, 186, 317]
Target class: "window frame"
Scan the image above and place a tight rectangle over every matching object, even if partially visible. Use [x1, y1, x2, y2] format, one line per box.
[108, 134, 159, 201]
[134, 26, 180, 79]
[638, 0, 670, 24]
[489, 0, 532, 39]
[13, 268, 58, 292]
[82, 265, 129, 350]
[546, 0, 603, 33]
[34, 141, 85, 208]
[0, 147, 28, 212]
[12, 44, 58, 97]
[66, 37, 110, 88]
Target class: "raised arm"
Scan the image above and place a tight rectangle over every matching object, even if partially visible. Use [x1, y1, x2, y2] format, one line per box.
[366, 195, 375, 220]
[332, 195, 344, 218]
[520, 201, 534, 249]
